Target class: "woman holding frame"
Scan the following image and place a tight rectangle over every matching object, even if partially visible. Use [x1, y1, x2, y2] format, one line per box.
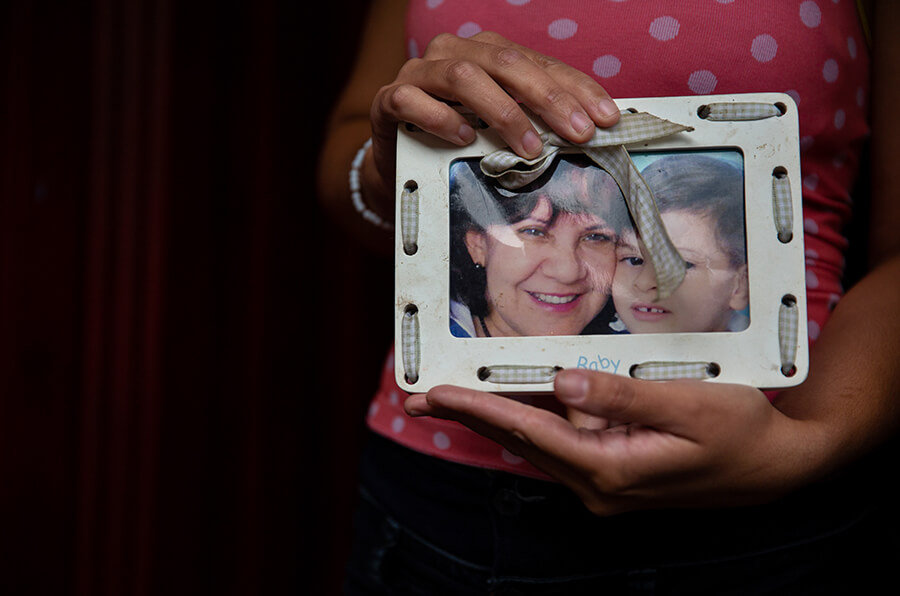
[317, 1, 900, 592]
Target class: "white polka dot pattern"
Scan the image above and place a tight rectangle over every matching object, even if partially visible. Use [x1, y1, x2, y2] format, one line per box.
[457, 22, 481, 37]
[800, 1, 822, 28]
[501, 449, 525, 465]
[834, 109, 846, 130]
[592, 55, 621, 78]
[803, 173, 819, 191]
[806, 269, 820, 289]
[648, 16, 679, 41]
[687, 70, 717, 94]
[548, 18, 577, 40]
[808, 320, 821, 340]
[822, 58, 839, 82]
[391, 416, 406, 433]
[433, 432, 451, 450]
[751, 34, 778, 63]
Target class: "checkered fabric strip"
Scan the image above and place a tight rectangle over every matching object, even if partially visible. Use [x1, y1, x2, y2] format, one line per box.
[479, 141, 562, 189]
[480, 111, 693, 188]
[631, 361, 714, 381]
[703, 102, 782, 121]
[586, 110, 695, 144]
[401, 308, 421, 383]
[584, 145, 686, 298]
[481, 365, 559, 385]
[772, 174, 794, 242]
[480, 111, 692, 299]
[778, 300, 799, 375]
[400, 186, 419, 254]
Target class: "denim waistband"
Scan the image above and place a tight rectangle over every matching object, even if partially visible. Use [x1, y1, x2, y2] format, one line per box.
[356, 432, 880, 576]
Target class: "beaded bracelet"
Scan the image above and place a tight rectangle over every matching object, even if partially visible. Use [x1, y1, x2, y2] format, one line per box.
[349, 138, 394, 231]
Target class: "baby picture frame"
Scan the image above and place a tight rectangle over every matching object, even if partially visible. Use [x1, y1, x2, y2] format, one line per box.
[394, 93, 808, 394]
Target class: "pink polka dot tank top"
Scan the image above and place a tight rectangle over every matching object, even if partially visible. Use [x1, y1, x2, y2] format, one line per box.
[365, 0, 871, 479]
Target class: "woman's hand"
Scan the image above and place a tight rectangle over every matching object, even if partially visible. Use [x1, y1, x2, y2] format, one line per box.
[364, 31, 621, 212]
[404, 369, 817, 516]
[319, 2, 622, 251]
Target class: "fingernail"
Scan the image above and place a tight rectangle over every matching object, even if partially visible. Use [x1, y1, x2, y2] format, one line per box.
[404, 395, 427, 416]
[556, 370, 589, 401]
[521, 129, 543, 156]
[458, 123, 476, 144]
[597, 98, 620, 120]
[570, 110, 592, 133]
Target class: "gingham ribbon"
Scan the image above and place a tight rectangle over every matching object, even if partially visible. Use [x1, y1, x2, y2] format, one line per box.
[480, 111, 693, 299]
[478, 365, 560, 385]
[699, 102, 783, 121]
[400, 184, 419, 255]
[778, 297, 800, 376]
[772, 171, 794, 243]
[630, 361, 717, 381]
[401, 307, 421, 383]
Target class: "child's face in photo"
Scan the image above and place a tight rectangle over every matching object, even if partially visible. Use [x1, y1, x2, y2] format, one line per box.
[612, 210, 749, 334]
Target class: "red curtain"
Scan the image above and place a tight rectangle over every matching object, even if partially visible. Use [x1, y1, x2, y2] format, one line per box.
[1, 1, 391, 594]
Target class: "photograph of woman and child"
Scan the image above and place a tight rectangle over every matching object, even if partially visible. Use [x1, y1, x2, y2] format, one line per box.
[449, 151, 750, 338]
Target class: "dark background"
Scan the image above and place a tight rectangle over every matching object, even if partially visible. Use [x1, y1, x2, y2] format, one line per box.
[3, 2, 896, 595]
[1, 1, 392, 594]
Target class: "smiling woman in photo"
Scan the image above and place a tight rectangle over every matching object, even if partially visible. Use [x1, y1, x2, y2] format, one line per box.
[449, 155, 628, 338]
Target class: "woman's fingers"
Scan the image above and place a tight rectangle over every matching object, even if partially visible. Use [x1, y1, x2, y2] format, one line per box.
[405, 388, 608, 492]
[405, 372, 789, 514]
[530, 53, 621, 128]
[375, 55, 545, 158]
[406, 386, 586, 467]
[427, 32, 620, 133]
[370, 80, 477, 147]
[372, 32, 619, 161]
[471, 32, 621, 129]
[406, 385, 699, 502]
[566, 407, 612, 431]
[555, 369, 716, 436]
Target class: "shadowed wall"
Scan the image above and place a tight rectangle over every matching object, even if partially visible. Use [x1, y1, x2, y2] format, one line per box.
[0, 1, 390, 594]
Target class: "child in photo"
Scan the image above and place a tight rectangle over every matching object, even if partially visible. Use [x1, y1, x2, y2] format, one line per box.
[612, 153, 750, 334]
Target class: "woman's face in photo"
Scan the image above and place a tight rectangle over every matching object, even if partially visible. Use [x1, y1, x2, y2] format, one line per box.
[465, 197, 617, 337]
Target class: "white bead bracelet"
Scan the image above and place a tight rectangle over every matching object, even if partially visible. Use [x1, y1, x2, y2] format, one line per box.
[349, 138, 394, 231]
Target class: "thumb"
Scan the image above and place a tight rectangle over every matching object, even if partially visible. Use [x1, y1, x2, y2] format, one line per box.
[554, 368, 701, 432]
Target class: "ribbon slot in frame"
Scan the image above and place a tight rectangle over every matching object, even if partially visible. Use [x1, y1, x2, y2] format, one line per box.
[394, 93, 808, 394]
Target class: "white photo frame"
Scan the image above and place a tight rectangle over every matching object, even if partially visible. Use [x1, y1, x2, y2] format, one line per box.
[394, 93, 807, 394]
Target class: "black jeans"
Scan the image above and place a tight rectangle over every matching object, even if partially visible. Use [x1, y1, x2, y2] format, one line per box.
[344, 433, 900, 595]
